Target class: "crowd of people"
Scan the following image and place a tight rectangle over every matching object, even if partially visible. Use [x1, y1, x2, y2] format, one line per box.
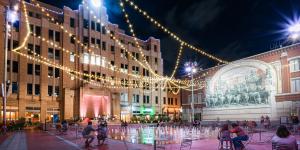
[260, 115, 271, 129]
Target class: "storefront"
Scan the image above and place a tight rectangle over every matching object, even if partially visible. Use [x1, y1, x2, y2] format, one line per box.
[25, 106, 41, 122]
[0, 106, 19, 121]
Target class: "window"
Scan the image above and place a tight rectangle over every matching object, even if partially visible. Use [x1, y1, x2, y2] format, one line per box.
[48, 86, 53, 96]
[290, 58, 300, 72]
[83, 36, 89, 46]
[111, 45, 115, 52]
[146, 56, 150, 62]
[91, 21, 95, 30]
[101, 26, 106, 34]
[121, 49, 128, 59]
[143, 68, 149, 76]
[155, 96, 158, 104]
[154, 45, 157, 52]
[55, 50, 60, 60]
[291, 78, 300, 93]
[27, 64, 33, 75]
[28, 11, 33, 17]
[48, 30, 54, 40]
[70, 52, 75, 62]
[102, 41, 106, 50]
[7, 60, 10, 72]
[171, 98, 174, 105]
[35, 84, 40, 95]
[83, 19, 89, 29]
[83, 53, 89, 64]
[132, 52, 139, 60]
[13, 40, 19, 49]
[70, 18, 75, 28]
[175, 98, 178, 105]
[163, 97, 166, 104]
[70, 35, 75, 44]
[48, 48, 54, 59]
[13, 61, 18, 73]
[91, 38, 95, 45]
[35, 26, 41, 36]
[27, 44, 34, 55]
[96, 39, 101, 47]
[55, 68, 60, 78]
[12, 82, 18, 94]
[48, 67, 53, 77]
[155, 57, 158, 64]
[35, 13, 41, 19]
[55, 31, 60, 42]
[35, 45, 41, 55]
[132, 66, 139, 74]
[27, 84, 33, 95]
[55, 86, 59, 96]
[132, 94, 139, 103]
[168, 98, 171, 105]
[96, 23, 101, 32]
[13, 21, 19, 32]
[35, 64, 40, 76]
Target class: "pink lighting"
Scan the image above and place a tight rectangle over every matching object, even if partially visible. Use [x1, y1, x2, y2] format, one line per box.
[81, 95, 110, 119]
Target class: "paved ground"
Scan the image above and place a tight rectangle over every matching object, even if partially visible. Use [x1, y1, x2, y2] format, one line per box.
[0, 126, 299, 150]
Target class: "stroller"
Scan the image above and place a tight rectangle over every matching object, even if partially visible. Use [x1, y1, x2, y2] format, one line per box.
[97, 123, 108, 145]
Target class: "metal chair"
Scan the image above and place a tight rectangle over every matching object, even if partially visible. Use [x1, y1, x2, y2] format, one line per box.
[272, 142, 290, 150]
[218, 139, 233, 150]
[180, 139, 192, 150]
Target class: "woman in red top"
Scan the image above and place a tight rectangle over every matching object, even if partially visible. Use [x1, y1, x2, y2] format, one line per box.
[230, 123, 249, 150]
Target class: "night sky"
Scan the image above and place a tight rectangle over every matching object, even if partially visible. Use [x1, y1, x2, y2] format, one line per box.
[39, 0, 300, 77]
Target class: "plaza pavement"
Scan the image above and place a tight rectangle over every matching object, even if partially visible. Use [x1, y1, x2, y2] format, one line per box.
[0, 125, 299, 150]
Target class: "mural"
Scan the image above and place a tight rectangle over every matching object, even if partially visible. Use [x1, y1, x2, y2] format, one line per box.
[205, 66, 273, 108]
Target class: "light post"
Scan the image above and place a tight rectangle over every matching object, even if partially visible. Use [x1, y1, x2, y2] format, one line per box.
[2, 5, 19, 133]
[184, 62, 198, 123]
[288, 22, 300, 41]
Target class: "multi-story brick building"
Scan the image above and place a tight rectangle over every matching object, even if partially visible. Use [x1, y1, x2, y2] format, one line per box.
[182, 43, 300, 122]
[0, 0, 180, 122]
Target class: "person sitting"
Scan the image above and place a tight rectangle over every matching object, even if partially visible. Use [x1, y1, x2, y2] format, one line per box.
[230, 123, 249, 150]
[272, 125, 297, 150]
[82, 121, 96, 147]
[97, 122, 108, 145]
[218, 124, 232, 149]
[61, 120, 68, 133]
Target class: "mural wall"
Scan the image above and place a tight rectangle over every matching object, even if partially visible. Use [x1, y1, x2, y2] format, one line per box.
[205, 61, 275, 108]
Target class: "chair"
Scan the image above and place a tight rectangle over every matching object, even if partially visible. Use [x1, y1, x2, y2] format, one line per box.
[180, 139, 192, 150]
[154, 139, 166, 150]
[272, 142, 290, 150]
[218, 139, 233, 150]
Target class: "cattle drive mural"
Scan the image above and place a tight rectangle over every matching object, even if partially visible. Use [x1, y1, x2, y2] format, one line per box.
[205, 66, 273, 108]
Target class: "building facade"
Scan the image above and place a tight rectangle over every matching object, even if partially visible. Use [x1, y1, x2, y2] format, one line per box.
[182, 44, 300, 122]
[0, 0, 180, 122]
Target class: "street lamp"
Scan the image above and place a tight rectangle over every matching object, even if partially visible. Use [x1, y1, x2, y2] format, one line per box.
[288, 22, 300, 41]
[91, 0, 102, 8]
[2, 5, 19, 133]
[184, 62, 198, 123]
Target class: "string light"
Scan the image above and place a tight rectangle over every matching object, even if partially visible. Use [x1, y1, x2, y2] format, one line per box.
[122, 0, 229, 64]
[20, 0, 205, 92]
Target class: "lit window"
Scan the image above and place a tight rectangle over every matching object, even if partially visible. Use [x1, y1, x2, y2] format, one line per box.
[90, 55, 96, 65]
[291, 78, 300, 93]
[96, 56, 101, 66]
[290, 58, 300, 72]
[70, 52, 75, 62]
[83, 53, 89, 64]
